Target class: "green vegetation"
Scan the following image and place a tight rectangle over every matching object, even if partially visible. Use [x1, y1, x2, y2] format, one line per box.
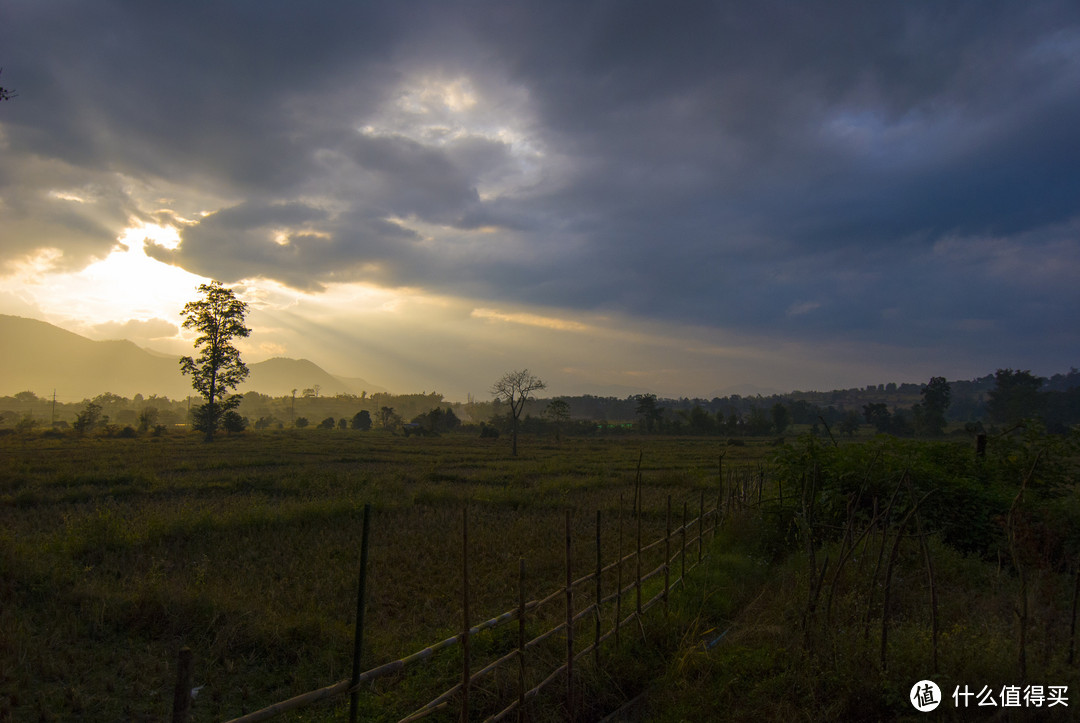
[5, 367, 1079, 442]
[0, 431, 764, 720]
[642, 428, 1080, 720]
[2, 404, 1078, 720]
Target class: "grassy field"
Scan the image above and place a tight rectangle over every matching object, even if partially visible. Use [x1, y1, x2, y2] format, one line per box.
[0, 430, 770, 721]
[3, 428, 1078, 721]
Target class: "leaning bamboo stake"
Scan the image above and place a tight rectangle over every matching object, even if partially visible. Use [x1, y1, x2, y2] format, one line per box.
[863, 471, 908, 644]
[881, 491, 931, 671]
[903, 477, 939, 674]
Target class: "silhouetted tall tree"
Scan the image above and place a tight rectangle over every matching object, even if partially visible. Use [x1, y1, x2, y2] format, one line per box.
[634, 393, 664, 432]
[180, 281, 250, 442]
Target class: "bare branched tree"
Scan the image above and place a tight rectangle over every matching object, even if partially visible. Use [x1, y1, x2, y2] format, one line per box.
[491, 369, 546, 456]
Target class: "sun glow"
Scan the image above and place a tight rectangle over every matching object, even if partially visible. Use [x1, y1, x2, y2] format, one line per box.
[0, 222, 206, 335]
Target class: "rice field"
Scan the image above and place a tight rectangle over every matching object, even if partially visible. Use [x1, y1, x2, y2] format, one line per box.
[0, 430, 768, 721]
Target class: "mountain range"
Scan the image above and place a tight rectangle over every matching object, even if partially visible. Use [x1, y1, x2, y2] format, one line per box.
[0, 315, 386, 400]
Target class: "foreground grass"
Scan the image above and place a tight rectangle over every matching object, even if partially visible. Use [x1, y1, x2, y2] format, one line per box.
[5, 429, 1077, 721]
[0, 431, 765, 721]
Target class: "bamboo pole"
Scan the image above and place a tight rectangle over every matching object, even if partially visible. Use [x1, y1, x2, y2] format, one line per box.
[698, 490, 704, 564]
[715, 486, 723, 539]
[681, 500, 687, 589]
[616, 494, 624, 647]
[350, 503, 371, 723]
[517, 558, 526, 723]
[636, 491, 643, 617]
[565, 509, 574, 722]
[461, 507, 470, 723]
[594, 509, 602, 669]
[664, 495, 671, 617]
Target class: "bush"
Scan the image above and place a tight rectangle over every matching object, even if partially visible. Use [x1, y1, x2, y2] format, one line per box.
[223, 411, 247, 434]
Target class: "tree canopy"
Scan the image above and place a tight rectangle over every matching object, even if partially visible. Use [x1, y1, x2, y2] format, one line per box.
[179, 281, 251, 441]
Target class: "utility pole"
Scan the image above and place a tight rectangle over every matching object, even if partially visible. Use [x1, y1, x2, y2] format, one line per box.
[51, 389, 57, 427]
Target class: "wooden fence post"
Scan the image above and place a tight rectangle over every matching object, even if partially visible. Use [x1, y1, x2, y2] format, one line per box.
[616, 495, 624, 647]
[565, 509, 574, 722]
[518, 557, 526, 723]
[595, 509, 602, 669]
[717, 454, 724, 523]
[698, 490, 704, 564]
[664, 495, 671, 617]
[349, 503, 372, 723]
[171, 646, 194, 723]
[681, 500, 687, 586]
[461, 507, 470, 723]
[636, 492, 643, 617]
[715, 483, 723, 540]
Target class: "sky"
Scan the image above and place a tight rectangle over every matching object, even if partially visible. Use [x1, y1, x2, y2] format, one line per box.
[2, 1, 1079, 401]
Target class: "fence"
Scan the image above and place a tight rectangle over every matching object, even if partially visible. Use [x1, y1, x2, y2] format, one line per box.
[169, 459, 769, 722]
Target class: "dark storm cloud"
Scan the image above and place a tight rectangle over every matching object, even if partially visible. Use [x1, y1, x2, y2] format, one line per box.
[3, 0, 1079, 368]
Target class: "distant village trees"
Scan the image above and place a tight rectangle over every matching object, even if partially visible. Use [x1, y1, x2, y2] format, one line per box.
[913, 376, 951, 437]
[987, 369, 1044, 426]
[3, 364, 1079, 440]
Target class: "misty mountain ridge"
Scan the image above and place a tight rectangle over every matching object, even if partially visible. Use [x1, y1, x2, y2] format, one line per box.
[0, 314, 385, 400]
[3, 315, 1074, 405]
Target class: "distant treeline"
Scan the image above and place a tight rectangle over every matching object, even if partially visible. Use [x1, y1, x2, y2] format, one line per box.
[2, 367, 1078, 438]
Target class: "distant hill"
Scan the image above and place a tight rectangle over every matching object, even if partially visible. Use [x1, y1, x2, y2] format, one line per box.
[705, 383, 784, 399]
[0, 314, 384, 400]
[242, 358, 386, 397]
